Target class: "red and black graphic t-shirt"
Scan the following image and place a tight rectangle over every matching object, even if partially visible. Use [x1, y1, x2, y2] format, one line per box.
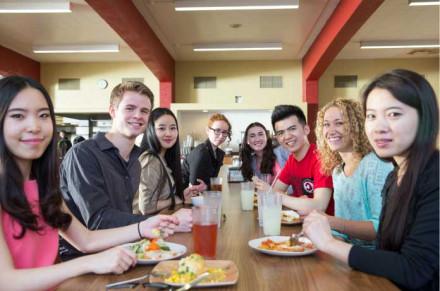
[278, 144, 334, 214]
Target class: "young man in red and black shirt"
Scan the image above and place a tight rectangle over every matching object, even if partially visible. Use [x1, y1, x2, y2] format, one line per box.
[255, 105, 334, 215]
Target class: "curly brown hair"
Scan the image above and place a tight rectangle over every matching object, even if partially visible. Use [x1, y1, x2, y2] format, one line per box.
[315, 98, 372, 175]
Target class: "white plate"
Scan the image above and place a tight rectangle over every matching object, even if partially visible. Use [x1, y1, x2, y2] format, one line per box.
[124, 241, 187, 265]
[248, 236, 317, 256]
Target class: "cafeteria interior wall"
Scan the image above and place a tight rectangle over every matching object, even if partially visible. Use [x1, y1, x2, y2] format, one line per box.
[41, 62, 160, 113]
[175, 60, 303, 109]
[319, 58, 439, 107]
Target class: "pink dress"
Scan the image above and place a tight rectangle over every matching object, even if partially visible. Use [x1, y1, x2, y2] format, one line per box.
[2, 180, 58, 268]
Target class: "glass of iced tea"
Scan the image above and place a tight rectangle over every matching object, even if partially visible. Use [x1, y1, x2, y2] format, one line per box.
[210, 177, 223, 191]
[192, 205, 218, 258]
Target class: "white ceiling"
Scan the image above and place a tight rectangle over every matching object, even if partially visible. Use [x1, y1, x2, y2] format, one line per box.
[338, 0, 440, 59]
[0, 0, 438, 63]
[0, 0, 139, 62]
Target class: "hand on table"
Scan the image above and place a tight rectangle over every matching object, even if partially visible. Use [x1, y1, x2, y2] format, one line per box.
[88, 246, 136, 275]
[172, 208, 193, 232]
[140, 214, 179, 238]
[302, 210, 334, 251]
[183, 179, 207, 203]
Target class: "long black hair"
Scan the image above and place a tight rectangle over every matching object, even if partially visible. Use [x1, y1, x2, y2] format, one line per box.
[140, 108, 183, 202]
[0, 76, 71, 238]
[362, 69, 439, 251]
[239, 122, 276, 181]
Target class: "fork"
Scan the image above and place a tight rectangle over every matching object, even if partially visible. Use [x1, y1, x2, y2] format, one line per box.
[289, 231, 304, 246]
[176, 272, 210, 291]
[105, 271, 170, 289]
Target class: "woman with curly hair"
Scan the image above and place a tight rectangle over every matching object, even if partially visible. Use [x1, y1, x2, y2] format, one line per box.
[315, 98, 393, 247]
[239, 122, 281, 183]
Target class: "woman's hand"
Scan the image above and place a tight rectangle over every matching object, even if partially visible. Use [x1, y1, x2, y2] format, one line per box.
[302, 210, 334, 251]
[172, 208, 193, 232]
[140, 215, 179, 238]
[88, 246, 137, 274]
[184, 179, 207, 203]
[252, 176, 270, 192]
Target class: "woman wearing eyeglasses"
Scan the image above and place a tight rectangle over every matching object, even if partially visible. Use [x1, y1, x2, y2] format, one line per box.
[182, 113, 231, 189]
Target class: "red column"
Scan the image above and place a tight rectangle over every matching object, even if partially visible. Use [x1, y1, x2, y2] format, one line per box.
[0, 45, 40, 81]
[160, 81, 173, 108]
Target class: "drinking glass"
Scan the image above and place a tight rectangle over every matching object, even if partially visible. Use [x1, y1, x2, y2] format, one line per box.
[240, 182, 254, 211]
[192, 206, 218, 258]
[210, 177, 223, 191]
[262, 192, 282, 236]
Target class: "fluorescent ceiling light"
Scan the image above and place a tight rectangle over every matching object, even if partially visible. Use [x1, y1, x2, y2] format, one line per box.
[194, 43, 282, 51]
[33, 44, 120, 54]
[408, 0, 440, 6]
[360, 40, 440, 49]
[0, 0, 71, 13]
[175, 0, 298, 11]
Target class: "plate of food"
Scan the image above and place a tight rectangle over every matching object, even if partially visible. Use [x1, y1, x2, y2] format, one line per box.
[125, 239, 186, 264]
[248, 236, 317, 256]
[281, 210, 302, 225]
[150, 254, 239, 287]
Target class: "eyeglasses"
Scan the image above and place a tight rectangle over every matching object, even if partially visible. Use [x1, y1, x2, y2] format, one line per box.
[209, 127, 231, 137]
[274, 126, 296, 138]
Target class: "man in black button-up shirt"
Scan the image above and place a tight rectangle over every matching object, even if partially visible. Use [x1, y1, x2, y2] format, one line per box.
[59, 82, 191, 260]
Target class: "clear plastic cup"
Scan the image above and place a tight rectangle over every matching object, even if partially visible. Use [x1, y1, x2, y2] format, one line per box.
[240, 182, 254, 211]
[202, 191, 222, 228]
[261, 192, 282, 236]
[192, 206, 218, 258]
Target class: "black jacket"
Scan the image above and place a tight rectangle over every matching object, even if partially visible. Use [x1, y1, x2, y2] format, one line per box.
[182, 139, 224, 188]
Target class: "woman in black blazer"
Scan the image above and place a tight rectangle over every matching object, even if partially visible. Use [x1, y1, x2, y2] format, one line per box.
[182, 113, 231, 189]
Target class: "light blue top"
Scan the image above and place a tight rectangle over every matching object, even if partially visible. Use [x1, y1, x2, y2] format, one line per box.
[332, 152, 393, 247]
[273, 145, 289, 168]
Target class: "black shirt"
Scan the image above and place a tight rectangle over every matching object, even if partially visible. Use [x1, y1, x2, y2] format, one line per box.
[59, 133, 147, 259]
[349, 151, 439, 290]
[182, 139, 224, 188]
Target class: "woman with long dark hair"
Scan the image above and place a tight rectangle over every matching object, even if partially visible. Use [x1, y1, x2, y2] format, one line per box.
[304, 69, 439, 290]
[133, 108, 206, 215]
[239, 122, 280, 182]
[0, 76, 178, 290]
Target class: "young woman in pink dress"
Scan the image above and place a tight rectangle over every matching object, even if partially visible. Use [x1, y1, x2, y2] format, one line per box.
[0, 76, 178, 290]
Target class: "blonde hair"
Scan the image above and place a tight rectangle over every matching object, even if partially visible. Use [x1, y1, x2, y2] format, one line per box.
[315, 98, 372, 175]
[208, 113, 231, 131]
[110, 81, 154, 107]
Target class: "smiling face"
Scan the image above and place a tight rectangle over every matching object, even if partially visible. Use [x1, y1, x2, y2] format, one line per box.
[206, 120, 230, 147]
[3, 87, 53, 175]
[322, 106, 353, 153]
[109, 90, 151, 140]
[154, 114, 178, 152]
[246, 125, 267, 154]
[274, 115, 310, 156]
[365, 88, 419, 165]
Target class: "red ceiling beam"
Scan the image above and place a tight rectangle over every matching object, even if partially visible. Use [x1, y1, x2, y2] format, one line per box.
[86, 0, 175, 107]
[302, 0, 384, 104]
[0, 45, 40, 81]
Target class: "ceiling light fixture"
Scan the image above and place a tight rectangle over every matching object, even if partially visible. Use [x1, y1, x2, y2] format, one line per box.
[360, 40, 440, 49]
[408, 0, 440, 6]
[193, 42, 282, 51]
[0, 0, 71, 13]
[33, 44, 120, 54]
[175, 0, 298, 11]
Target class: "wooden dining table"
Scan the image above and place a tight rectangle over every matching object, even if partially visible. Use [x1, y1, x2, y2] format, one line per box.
[56, 177, 398, 291]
